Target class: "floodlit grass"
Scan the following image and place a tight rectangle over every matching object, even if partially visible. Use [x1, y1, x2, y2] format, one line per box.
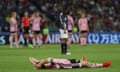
[0, 44, 120, 72]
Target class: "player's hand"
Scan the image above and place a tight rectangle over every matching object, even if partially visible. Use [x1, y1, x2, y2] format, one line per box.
[64, 29, 66, 34]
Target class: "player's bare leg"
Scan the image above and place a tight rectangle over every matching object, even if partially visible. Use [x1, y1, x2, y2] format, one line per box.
[80, 33, 87, 46]
[37, 34, 42, 48]
[39, 34, 43, 48]
[80, 57, 111, 68]
[67, 32, 71, 47]
[83, 33, 88, 46]
[32, 34, 36, 47]
[80, 33, 84, 45]
[15, 33, 19, 48]
[81, 61, 103, 68]
[9, 34, 14, 48]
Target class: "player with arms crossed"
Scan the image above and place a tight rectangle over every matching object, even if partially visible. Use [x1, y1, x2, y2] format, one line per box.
[78, 12, 89, 46]
[9, 11, 19, 48]
[59, 12, 71, 55]
[29, 57, 111, 69]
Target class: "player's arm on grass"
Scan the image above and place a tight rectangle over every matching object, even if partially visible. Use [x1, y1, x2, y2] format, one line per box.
[35, 59, 49, 69]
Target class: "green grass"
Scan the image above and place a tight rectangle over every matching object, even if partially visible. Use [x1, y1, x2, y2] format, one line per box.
[0, 44, 120, 72]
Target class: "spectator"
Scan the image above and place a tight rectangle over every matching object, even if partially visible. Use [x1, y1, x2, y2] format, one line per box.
[0, 0, 119, 32]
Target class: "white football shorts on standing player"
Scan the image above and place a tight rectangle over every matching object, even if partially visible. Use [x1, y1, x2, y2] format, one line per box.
[59, 29, 68, 38]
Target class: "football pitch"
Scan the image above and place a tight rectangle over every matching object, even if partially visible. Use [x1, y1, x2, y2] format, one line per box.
[0, 44, 120, 72]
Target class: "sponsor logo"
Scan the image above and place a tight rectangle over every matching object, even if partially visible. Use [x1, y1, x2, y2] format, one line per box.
[0, 33, 120, 44]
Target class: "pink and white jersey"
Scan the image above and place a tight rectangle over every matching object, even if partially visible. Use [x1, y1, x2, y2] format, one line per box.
[67, 15, 74, 30]
[32, 16, 41, 31]
[9, 17, 18, 32]
[78, 18, 88, 31]
[53, 58, 72, 69]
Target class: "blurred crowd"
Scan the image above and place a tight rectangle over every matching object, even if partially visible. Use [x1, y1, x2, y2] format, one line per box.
[0, 0, 36, 32]
[0, 0, 120, 33]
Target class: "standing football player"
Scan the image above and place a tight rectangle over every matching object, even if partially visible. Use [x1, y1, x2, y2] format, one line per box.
[31, 11, 43, 48]
[67, 12, 74, 46]
[22, 11, 30, 47]
[78, 12, 89, 46]
[9, 11, 19, 48]
[59, 12, 71, 55]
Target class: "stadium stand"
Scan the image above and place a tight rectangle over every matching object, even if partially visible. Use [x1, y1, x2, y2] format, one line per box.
[0, 0, 120, 32]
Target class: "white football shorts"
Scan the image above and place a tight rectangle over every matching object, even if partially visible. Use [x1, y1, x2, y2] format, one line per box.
[59, 29, 68, 38]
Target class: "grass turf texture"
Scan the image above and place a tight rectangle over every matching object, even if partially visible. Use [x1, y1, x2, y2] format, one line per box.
[0, 44, 120, 72]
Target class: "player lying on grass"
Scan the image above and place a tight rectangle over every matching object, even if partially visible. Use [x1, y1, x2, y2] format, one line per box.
[29, 57, 111, 69]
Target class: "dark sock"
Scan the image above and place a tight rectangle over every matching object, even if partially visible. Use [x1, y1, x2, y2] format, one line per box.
[64, 43, 67, 53]
[61, 43, 68, 54]
[24, 39, 27, 46]
[61, 43, 64, 54]
[62, 43, 67, 54]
